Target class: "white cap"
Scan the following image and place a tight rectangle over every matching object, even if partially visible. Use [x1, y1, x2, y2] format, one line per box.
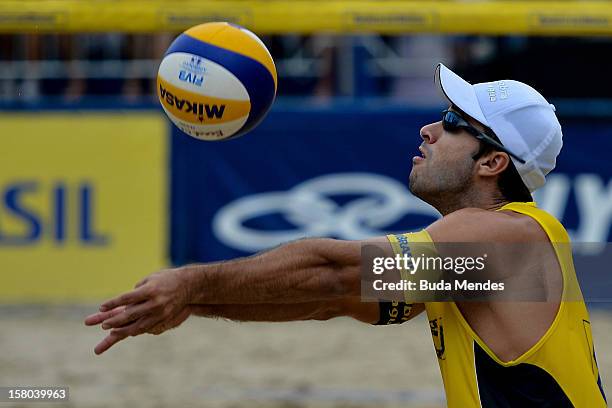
[434, 63, 563, 192]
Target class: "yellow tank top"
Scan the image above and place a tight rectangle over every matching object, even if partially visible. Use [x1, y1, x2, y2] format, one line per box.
[387, 202, 607, 407]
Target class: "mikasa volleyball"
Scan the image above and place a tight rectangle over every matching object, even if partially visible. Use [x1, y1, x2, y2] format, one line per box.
[157, 22, 277, 141]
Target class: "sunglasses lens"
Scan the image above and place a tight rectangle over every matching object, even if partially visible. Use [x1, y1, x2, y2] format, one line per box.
[442, 111, 459, 131]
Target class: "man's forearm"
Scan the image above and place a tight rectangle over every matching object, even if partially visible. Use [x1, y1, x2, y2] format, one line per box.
[189, 298, 379, 324]
[190, 302, 334, 322]
[183, 238, 362, 305]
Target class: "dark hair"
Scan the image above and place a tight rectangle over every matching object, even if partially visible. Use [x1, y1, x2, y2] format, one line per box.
[472, 131, 533, 202]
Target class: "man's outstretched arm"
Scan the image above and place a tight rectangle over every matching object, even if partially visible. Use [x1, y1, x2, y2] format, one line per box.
[189, 301, 424, 326]
[188, 298, 383, 323]
[189, 237, 364, 305]
[85, 237, 416, 354]
[98, 238, 364, 312]
[85, 298, 424, 355]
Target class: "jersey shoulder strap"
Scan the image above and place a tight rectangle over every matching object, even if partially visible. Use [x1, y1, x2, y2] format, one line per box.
[498, 201, 570, 243]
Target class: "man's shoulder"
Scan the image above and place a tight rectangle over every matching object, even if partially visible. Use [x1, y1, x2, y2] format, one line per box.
[426, 206, 549, 243]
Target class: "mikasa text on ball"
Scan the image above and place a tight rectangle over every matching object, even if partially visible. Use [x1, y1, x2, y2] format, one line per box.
[157, 22, 277, 141]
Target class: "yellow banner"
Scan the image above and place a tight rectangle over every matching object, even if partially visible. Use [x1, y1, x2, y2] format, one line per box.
[0, 113, 168, 302]
[0, 1, 612, 36]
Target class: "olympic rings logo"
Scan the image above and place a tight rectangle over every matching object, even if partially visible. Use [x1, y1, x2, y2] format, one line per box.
[212, 173, 439, 252]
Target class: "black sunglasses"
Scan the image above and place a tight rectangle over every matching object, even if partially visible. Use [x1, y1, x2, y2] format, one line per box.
[441, 110, 525, 164]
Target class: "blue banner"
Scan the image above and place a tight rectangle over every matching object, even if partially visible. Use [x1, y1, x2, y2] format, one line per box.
[170, 105, 612, 264]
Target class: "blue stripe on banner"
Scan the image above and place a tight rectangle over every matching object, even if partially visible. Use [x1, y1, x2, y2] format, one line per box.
[166, 33, 276, 138]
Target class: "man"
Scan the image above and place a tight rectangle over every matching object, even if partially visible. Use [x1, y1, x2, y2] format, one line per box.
[86, 64, 607, 407]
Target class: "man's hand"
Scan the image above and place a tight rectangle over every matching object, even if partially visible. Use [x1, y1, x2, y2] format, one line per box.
[85, 268, 193, 354]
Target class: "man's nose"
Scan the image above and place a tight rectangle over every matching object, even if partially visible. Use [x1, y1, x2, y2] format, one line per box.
[419, 121, 441, 144]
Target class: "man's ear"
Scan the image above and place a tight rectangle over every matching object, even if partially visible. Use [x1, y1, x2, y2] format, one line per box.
[477, 151, 510, 177]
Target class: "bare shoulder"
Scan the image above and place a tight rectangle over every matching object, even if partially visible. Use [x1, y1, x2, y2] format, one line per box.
[426, 206, 549, 243]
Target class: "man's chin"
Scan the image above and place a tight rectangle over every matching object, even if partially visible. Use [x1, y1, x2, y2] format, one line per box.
[408, 172, 432, 202]
[408, 166, 420, 188]
[408, 173, 421, 196]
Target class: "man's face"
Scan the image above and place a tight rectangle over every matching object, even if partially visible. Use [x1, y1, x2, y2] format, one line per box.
[409, 108, 483, 201]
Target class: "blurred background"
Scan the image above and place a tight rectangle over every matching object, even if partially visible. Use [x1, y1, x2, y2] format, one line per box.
[1, 1, 611, 407]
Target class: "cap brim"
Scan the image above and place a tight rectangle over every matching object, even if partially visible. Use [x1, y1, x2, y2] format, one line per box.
[435, 63, 489, 127]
